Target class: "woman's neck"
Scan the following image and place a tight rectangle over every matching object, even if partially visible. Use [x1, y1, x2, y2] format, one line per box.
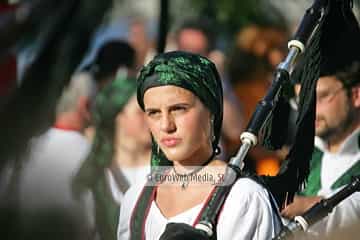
[114, 138, 151, 168]
[172, 146, 214, 173]
[54, 112, 85, 132]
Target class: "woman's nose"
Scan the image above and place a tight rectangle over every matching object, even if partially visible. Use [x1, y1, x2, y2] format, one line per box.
[160, 113, 176, 133]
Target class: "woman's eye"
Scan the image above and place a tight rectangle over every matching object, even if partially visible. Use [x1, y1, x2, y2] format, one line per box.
[172, 106, 186, 112]
[146, 110, 160, 117]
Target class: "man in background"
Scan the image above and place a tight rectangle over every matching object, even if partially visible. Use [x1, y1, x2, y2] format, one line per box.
[17, 74, 96, 214]
[281, 3, 360, 236]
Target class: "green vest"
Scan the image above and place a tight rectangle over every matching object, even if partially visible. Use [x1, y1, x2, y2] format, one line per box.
[301, 135, 360, 196]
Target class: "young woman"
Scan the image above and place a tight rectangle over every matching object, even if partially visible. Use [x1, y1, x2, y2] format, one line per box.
[117, 51, 281, 240]
[73, 75, 151, 240]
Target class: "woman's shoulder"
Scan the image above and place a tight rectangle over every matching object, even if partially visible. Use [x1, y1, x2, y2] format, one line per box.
[119, 178, 150, 224]
[124, 178, 149, 200]
[218, 177, 276, 221]
[228, 177, 270, 200]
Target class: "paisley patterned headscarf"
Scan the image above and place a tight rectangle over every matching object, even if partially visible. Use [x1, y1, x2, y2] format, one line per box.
[72, 74, 137, 240]
[137, 51, 223, 168]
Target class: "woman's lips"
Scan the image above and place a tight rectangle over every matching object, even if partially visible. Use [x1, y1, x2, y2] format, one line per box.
[161, 138, 181, 147]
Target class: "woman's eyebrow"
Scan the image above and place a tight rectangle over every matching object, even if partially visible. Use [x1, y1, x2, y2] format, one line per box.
[145, 102, 192, 110]
[171, 102, 191, 107]
[144, 107, 159, 112]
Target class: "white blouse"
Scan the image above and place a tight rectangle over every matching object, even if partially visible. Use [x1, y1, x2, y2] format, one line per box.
[118, 177, 281, 240]
[106, 165, 150, 204]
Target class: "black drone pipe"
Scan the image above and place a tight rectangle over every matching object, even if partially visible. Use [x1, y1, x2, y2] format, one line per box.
[274, 175, 360, 240]
[193, 0, 329, 237]
[156, 0, 169, 54]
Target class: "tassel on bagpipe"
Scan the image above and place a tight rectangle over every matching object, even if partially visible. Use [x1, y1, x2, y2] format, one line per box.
[194, 0, 331, 237]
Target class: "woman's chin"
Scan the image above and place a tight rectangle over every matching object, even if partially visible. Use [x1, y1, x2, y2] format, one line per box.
[162, 148, 189, 164]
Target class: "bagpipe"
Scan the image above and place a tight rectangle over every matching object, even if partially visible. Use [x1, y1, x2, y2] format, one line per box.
[154, 0, 360, 238]
[191, 0, 360, 238]
[193, 0, 330, 236]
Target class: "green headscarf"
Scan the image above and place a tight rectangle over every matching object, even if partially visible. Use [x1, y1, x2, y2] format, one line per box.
[72, 74, 137, 240]
[137, 51, 223, 168]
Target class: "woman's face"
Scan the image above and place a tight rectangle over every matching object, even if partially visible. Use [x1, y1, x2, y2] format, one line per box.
[143, 85, 213, 165]
[116, 95, 151, 146]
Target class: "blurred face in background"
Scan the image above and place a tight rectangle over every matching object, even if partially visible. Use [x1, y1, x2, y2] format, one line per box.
[315, 76, 356, 142]
[128, 20, 151, 69]
[116, 95, 151, 146]
[177, 29, 209, 56]
[143, 86, 213, 165]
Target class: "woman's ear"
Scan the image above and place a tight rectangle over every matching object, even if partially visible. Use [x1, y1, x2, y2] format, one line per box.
[210, 115, 215, 142]
[351, 84, 360, 108]
[115, 110, 125, 127]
